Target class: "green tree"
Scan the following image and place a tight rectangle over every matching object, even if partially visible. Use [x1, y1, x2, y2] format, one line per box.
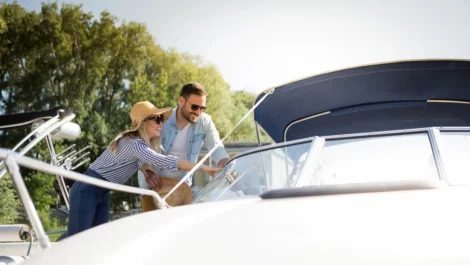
[0, 1, 269, 221]
[0, 11, 6, 34]
[0, 173, 21, 224]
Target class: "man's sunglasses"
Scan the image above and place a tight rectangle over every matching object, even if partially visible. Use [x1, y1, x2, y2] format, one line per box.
[147, 114, 165, 125]
[190, 104, 207, 111]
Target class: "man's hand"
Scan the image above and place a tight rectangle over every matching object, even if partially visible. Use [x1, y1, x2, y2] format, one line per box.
[207, 158, 229, 178]
[218, 158, 229, 168]
[202, 165, 223, 178]
[145, 169, 163, 189]
[209, 170, 217, 178]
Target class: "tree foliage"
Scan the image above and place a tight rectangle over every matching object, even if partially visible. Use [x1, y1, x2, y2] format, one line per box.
[0, 2, 271, 223]
[0, 173, 21, 224]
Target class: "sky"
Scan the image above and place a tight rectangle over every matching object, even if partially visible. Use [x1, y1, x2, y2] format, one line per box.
[8, 0, 470, 94]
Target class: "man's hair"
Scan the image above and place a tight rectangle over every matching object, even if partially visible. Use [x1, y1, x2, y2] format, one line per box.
[180, 82, 207, 99]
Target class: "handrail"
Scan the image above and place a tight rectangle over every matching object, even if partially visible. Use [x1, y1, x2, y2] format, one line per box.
[0, 148, 167, 249]
[0, 113, 76, 180]
[4, 155, 51, 249]
[0, 115, 60, 172]
[12, 116, 60, 152]
[0, 149, 166, 207]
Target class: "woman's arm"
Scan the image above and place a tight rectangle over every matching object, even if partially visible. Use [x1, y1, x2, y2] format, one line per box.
[177, 158, 222, 175]
[134, 139, 222, 175]
[134, 141, 180, 171]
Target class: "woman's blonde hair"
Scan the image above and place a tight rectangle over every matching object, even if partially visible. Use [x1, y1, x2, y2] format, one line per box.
[108, 118, 164, 153]
[108, 101, 172, 154]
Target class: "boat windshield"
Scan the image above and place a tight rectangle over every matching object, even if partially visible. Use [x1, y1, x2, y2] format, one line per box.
[194, 128, 470, 203]
[194, 140, 313, 203]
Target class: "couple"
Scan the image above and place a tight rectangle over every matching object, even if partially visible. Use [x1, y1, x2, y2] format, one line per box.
[137, 82, 229, 211]
[65, 82, 229, 238]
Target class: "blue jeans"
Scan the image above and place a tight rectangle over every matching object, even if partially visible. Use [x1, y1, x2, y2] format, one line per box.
[65, 169, 110, 238]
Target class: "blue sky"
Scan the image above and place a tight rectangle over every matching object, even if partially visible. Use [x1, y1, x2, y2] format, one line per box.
[8, 0, 470, 94]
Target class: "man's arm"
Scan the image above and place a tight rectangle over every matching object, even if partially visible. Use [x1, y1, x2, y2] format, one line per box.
[203, 115, 230, 167]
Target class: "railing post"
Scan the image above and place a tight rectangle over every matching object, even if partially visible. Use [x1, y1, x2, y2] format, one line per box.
[5, 153, 51, 249]
[46, 135, 70, 210]
[428, 128, 448, 182]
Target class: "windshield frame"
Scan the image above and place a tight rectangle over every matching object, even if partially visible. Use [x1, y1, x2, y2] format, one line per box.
[228, 126, 470, 182]
[195, 126, 470, 203]
[223, 136, 317, 166]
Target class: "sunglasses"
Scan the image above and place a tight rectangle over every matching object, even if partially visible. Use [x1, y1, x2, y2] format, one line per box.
[190, 104, 207, 111]
[147, 114, 165, 125]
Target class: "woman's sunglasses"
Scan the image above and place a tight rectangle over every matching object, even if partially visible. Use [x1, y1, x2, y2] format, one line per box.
[190, 104, 207, 111]
[147, 114, 165, 125]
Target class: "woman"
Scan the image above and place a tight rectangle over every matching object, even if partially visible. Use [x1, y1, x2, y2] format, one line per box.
[65, 101, 222, 237]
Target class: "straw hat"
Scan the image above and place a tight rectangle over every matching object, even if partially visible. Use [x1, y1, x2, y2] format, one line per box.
[151, 177, 193, 209]
[129, 101, 173, 130]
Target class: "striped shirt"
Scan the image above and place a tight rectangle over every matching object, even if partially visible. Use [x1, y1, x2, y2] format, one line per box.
[88, 137, 180, 184]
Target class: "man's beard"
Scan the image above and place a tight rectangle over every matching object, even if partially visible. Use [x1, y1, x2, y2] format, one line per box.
[182, 109, 197, 123]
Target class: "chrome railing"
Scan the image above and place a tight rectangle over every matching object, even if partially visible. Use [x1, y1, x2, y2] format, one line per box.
[0, 107, 167, 251]
[1, 148, 166, 250]
[0, 110, 82, 212]
[0, 113, 73, 180]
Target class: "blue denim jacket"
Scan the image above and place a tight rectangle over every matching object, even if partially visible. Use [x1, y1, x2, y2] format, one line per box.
[161, 107, 229, 165]
[138, 107, 229, 189]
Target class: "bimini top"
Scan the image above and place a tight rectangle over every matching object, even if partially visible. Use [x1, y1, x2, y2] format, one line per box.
[0, 107, 66, 129]
[254, 59, 470, 142]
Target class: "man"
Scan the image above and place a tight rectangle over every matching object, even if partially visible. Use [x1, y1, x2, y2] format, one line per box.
[138, 82, 229, 211]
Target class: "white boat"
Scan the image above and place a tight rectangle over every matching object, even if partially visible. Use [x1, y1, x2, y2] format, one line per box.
[2, 59, 470, 264]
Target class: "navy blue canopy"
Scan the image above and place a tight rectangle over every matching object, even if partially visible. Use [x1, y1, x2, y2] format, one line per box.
[254, 59, 470, 143]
